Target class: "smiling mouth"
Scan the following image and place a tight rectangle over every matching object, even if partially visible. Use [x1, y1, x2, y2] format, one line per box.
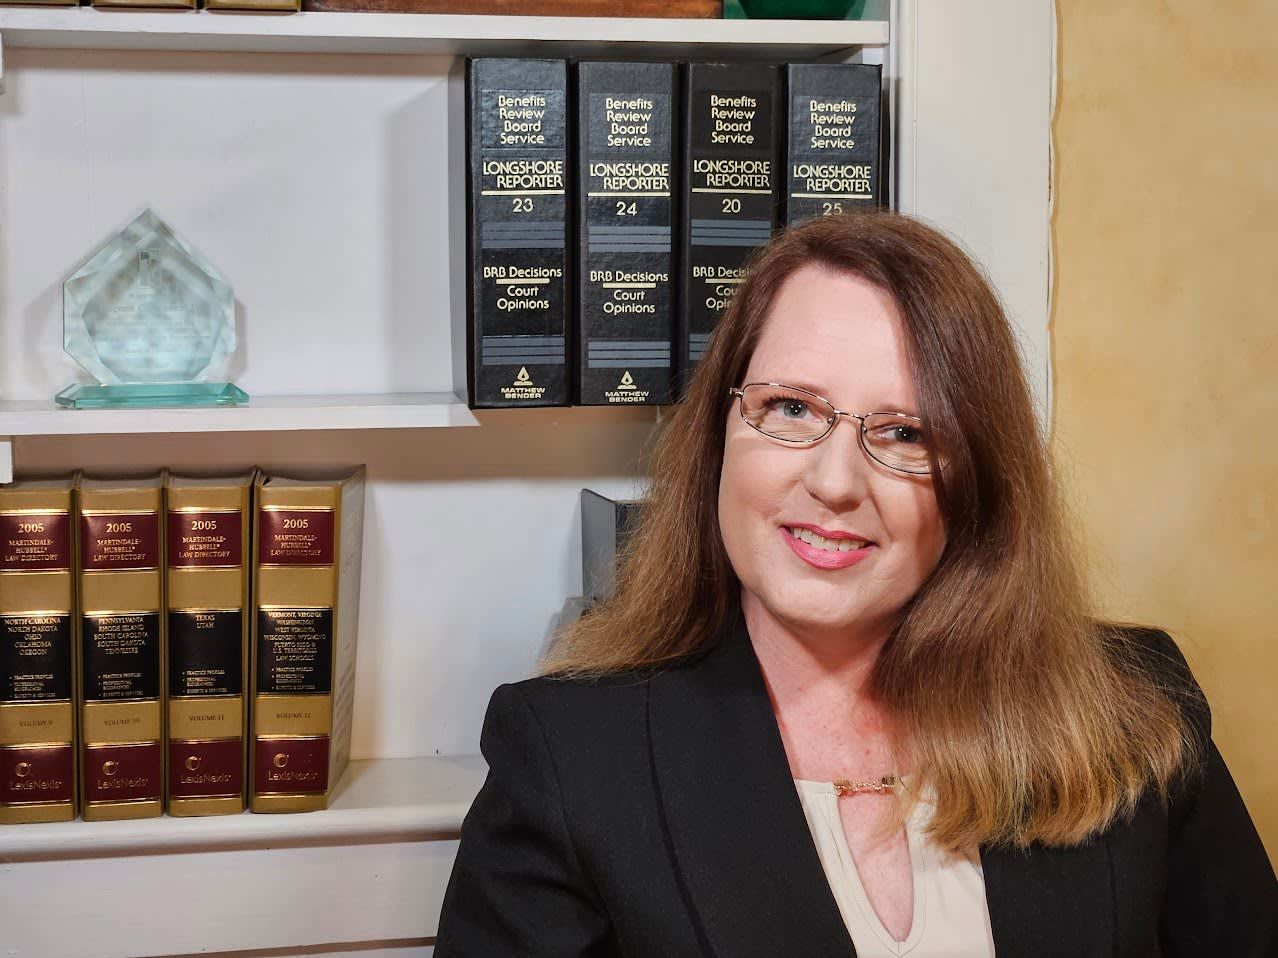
[785, 526, 874, 553]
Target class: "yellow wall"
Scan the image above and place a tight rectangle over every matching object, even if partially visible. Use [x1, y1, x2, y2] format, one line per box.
[1052, 1, 1277, 860]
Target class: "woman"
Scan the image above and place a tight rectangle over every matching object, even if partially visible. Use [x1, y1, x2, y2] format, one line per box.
[436, 212, 1277, 956]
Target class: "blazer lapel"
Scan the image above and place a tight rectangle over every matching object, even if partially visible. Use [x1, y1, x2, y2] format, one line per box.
[647, 621, 855, 957]
[980, 833, 1116, 956]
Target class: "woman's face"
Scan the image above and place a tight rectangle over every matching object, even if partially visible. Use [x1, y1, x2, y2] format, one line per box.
[718, 264, 947, 644]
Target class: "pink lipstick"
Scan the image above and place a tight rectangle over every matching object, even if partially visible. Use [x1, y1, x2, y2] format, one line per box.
[782, 524, 875, 571]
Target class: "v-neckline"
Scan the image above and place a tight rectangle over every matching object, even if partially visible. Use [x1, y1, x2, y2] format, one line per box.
[794, 779, 927, 954]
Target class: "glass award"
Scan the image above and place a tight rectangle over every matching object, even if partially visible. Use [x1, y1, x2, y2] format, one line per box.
[56, 209, 248, 409]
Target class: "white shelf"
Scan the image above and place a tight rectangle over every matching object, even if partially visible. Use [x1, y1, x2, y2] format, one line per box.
[0, 753, 486, 862]
[0, 391, 479, 437]
[0, 8, 888, 57]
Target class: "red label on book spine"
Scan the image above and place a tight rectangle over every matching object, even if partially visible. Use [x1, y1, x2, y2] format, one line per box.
[83, 742, 162, 804]
[254, 736, 329, 795]
[169, 739, 244, 799]
[0, 512, 70, 572]
[1, 744, 74, 805]
[81, 512, 160, 571]
[258, 509, 335, 566]
[167, 510, 243, 568]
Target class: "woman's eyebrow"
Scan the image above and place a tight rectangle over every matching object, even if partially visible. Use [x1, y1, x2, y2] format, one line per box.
[754, 378, 922, 416]
[748, 377, 829, 396]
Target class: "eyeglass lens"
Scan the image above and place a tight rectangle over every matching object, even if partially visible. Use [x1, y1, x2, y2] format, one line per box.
[737, 383, 933, 474]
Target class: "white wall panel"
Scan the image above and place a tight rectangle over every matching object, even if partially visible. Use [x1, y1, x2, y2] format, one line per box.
[891, 0, 1055, 422]
[0, 840, 454, 957]
[0, 49, 455, 399]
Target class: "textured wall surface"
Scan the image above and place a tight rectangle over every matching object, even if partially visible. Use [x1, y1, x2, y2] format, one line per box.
[1052, 1, 1277, 860]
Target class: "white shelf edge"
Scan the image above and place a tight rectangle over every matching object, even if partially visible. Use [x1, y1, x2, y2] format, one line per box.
[0, 391, 480, 436]
[0, 8, 888, 56]
[0, 753, 487, 862]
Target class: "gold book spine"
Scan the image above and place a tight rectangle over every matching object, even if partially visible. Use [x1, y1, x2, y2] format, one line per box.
[77, 478, 165, 822]
[166, 475, 253, 817]
[0, 481, 77, 825]
[90, 0, 196, 8]
[205, 0, 300, 10]
[250, 469, 365, 813]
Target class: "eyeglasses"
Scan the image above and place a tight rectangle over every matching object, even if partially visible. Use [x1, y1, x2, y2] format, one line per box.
[728, 382, 940, 476]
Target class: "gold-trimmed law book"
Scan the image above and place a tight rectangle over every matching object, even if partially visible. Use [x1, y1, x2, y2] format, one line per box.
[0, 477, 77, 825]
[205, 0, 300, 10]
[77, 474, 165, 821]
[250, 468, 365, 813]
[89, 0, 195, 8]
[165, 471, 253, 817]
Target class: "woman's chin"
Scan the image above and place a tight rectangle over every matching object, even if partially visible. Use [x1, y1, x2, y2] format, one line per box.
[745, 591, 895, 645]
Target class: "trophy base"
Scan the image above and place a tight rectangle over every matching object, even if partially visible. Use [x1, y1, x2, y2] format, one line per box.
[55, 382, 250, 409]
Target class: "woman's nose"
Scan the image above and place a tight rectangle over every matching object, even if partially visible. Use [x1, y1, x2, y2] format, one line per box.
[800, 416, 872, 510]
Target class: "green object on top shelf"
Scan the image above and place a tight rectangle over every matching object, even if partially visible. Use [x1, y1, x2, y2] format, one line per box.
[728, 0, 866, 18]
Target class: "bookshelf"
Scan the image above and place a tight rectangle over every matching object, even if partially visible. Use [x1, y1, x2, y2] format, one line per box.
[0, 392, 478, 443]
[0, 3, 1053, 955]
[0, 7, 889, 58]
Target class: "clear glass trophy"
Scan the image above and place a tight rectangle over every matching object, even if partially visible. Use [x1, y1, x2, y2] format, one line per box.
[56, 209, 248, 409]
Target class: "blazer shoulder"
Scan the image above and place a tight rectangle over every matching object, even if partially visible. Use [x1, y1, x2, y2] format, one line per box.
[487, 670, 655, 753]
[507, 668, 655, 707]
[1104, 623, 1210, 747]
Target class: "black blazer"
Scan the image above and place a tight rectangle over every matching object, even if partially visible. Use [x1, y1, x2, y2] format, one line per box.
[436, 624, 1277, 957]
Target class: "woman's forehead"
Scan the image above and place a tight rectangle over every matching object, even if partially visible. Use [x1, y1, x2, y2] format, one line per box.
[747, 266, 916, 405]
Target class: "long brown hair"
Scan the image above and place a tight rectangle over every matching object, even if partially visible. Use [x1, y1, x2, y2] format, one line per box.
[544, 211, 1196, 850]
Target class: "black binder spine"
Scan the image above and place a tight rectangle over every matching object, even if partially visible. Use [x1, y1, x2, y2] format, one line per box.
[783, 63, 883, 227]
[576, 61, 678, 406]
[677, 62, 780, 391]
[466, 58, 571, 407]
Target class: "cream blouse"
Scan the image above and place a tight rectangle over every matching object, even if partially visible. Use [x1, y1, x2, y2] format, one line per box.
[793, 779, 997, 957]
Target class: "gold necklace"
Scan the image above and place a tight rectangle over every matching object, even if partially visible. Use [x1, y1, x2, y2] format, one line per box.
[832, 775, 898, 796]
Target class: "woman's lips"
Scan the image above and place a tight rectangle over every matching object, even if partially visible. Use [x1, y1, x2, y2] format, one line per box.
[782, 526, 875, 570]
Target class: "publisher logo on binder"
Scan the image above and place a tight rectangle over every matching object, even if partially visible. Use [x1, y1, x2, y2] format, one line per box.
[501, 365, 548, 401]
[606, 370, 650, 404]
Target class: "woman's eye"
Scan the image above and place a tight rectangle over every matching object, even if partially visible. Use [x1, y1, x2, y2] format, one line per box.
[779, 400, 809, 419]
[881, 424, 924, 444]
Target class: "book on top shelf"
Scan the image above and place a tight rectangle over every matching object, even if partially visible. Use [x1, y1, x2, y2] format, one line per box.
[466, 58, 572, 409]
[576, 60, 678, 406]
[783, 62, 883, 227]
[678, 62, 781, 391]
